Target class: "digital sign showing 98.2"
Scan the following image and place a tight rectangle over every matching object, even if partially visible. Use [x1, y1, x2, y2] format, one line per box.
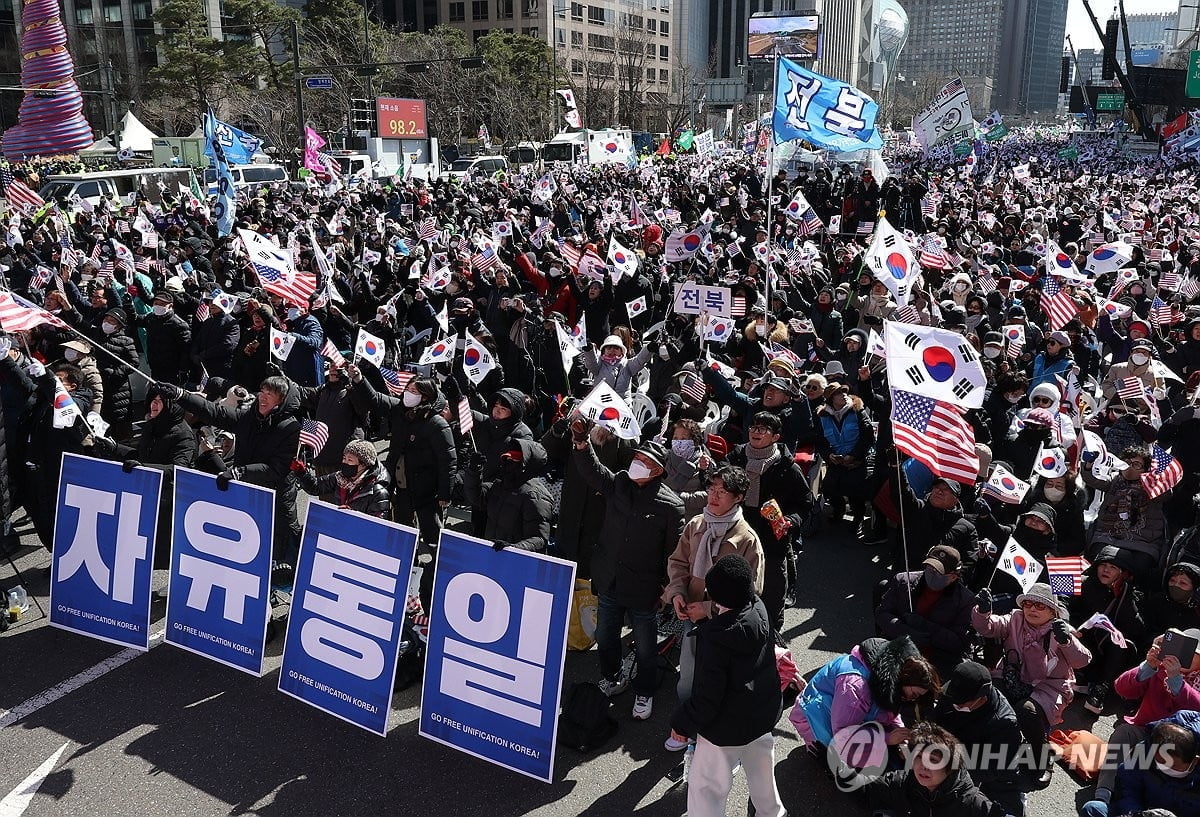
[376, 97, 428, 139]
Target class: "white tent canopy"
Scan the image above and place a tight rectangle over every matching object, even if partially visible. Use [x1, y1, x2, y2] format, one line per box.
[116, 110, 157, 152]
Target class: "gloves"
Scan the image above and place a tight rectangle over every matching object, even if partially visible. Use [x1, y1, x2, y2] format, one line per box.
[973, 497, 992, 518]
[156, 381, 183, 400]
[552, 416, 570, 436]
[26, 359, 45, 378]
[265, 362, 283, 378]
[215, 467, 242, 490]
[570, 418, 590, 444]
[1051, 618, 1071, 644]
[1080, 449, 1099, 464]
[121, 459, 141, 473]
[975, 587, 993, 614]
[492, 540, 510, 552]
[289, 458, 307, 473]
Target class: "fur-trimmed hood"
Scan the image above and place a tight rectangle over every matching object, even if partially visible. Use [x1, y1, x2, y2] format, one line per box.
[859, 635, 921, 712]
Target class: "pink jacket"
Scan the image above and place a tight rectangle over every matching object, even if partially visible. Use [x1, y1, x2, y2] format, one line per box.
[1114, 662, 1200, 726]
[971, 608, 1092, 725]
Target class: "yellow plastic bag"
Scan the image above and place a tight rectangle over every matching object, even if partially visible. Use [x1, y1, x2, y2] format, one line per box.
[567, 579, 598, 651]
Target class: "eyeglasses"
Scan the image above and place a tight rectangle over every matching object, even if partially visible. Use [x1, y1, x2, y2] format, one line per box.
[706, 484, 733, 495]
[748, 425, 774, 434]
[1019, 600, 1050, 611]
[804, 384, 823, 391]
[1046, 340, 1062, 347]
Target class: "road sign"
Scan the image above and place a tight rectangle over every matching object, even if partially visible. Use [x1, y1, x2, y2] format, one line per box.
[1188, 51, 1200, 98]
[1095, 93, 1124, 111]
[305, 76, 334, 90]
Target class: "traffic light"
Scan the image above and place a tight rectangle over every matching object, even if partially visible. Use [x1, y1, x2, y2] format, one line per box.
[350, 98, 375, 133]
[1102, 19, 1118, 80]
[1059, 55, 1071, 94]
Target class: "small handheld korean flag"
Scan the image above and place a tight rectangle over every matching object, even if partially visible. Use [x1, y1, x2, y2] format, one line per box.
[111, 238, 135, 267]
[554, 320, 580, 375]
[883, 321, 986, 408]
[418, 333, 458, 365]
[51, 377, 82, 429]
[981, 462, 1031, 504]
[462, 330, 497, 385]
[702, 314, 735, 344]
[608, 236, 639, 278]
[532, 172, 558, 203]
[998, 538, 1045, 593]
[354, 326, 386, 367]
[492, 220, 513, 241]
[1033, 444, 1069, 478]
[269, 327, 295, 361]
[575, 380, 641, 440]
[625, 295, 647, 320]
[864, 217, 918, 306]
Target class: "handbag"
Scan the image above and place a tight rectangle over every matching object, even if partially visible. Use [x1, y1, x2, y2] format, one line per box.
[995, 648, 1034, 702]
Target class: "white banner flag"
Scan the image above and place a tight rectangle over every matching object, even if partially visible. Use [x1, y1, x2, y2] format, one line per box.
[912, 77, 973, 151]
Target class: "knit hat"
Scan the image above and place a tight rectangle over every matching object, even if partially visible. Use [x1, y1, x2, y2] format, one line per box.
[705, 554, 755, 610]
[103, 307, 127, 327]
[1029, 382, 1060, 405]
[343, 439, 378, 467]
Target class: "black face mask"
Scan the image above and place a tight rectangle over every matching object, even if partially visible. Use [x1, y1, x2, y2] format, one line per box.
[1168, 584, 1193, 604]
[340, 464, 359, 479]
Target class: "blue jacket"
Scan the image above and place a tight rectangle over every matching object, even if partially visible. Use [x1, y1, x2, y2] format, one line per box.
[282, 313, 325, 387]
[1028, 351, 1072, 393]
[1114, 710, 1200, 817]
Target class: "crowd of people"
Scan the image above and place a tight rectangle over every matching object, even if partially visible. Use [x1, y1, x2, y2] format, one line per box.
[6, 123, 1200, 816]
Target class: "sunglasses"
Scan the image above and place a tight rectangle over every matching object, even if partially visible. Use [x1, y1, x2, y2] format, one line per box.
[1032, 397, 1055, 405]
[1019, 600, 1050, 611]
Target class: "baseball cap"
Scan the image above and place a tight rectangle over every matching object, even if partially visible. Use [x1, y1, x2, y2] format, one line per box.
[923, 545, 961, 575]
[942, 660, 993, 705]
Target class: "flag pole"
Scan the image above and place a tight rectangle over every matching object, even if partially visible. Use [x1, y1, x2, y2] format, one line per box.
[762, 40, 781, 317]
[893, 454, 915, 613]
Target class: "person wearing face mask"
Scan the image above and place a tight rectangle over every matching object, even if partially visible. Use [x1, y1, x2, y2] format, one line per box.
[983, 373, 1029, 449]
[580, 334, 652, 399]
[1027, 330, 1074, 394]
[817, 382, 875, 532]
[461, 386, 534, 536]
[295, 439, 389, 518]
[1023, 473, 1087, 554]
[571, 430, 684, 719]
[476, 438, 552, 554]
[964, 295, 992, 340]
[663, 418, 709, 494]
[972, 582, 1092, 787]
[138, 291, 191, 385]
[1097, 311, 1153, 366]
[1082, 444, 1169, 586]
[1070, 547, 1147, 715]
[1083, 717, 1200, 817]
[850, 280, 895, 332]
[295, 362, 369, 476]
[932, 661, 1032, 816]
[59, 339, 104, 417]
[279, 302, 325, 387]
[726, 411, 813, 629]
[1157, 399, 1200, 531]
[875, 545, 976, 677]
[231, 305, 276, 391]
[88, 308, 139, 441]
[943, 271, 974, 308]
[1101, 339, 1162, 402]
[1144, 563, 1200, 637]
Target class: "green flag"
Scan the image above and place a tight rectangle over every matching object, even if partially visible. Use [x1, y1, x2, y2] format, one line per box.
[675, 129, 695, 151]
[953, 141, 972, 157]
[984, 124, 1009, 141]
[1057, 146, 1079, 161]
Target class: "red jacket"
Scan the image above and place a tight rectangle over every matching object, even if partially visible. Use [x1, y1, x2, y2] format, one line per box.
[1114, 662, 1200, 726]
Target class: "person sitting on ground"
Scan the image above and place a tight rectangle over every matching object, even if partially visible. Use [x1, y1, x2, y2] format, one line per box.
[1081, 713, 1200, 817]
[1143, 562, 1200, 638]
[1069, 546, 1147, 715]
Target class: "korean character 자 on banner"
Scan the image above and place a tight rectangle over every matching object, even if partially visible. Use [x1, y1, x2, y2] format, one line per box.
[823, 88, 868, 137]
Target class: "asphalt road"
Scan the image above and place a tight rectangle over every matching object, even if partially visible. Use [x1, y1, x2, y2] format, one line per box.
[0, 506, 1113, 817]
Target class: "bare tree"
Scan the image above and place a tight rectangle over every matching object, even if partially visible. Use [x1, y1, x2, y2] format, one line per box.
[614, 12, 652, 129]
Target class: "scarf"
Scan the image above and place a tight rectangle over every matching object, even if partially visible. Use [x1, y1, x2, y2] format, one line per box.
[743, 443, 780, 507]
[693, 505, 744, 581]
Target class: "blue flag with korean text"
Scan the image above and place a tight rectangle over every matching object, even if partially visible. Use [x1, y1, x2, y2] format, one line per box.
[202, 115, 262, 166]
[204, 109, 237, 238]
[773, 56, 884, 152]
[419, 530, 575, 782]
[278, 501, 419, 735]
[166, 467, 274, 675]
[50, 454, 163, 650]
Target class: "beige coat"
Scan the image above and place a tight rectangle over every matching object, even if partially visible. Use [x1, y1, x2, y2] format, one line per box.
[662, 513, 765, 617]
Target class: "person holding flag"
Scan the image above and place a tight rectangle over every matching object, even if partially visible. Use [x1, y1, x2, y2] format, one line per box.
[580, 334, 652, 399]
[1068, 546, 1146, 716]
[1081, 444, 1170, 586]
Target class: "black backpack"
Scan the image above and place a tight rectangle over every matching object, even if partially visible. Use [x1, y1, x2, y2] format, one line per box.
[557, 682, 618, 753]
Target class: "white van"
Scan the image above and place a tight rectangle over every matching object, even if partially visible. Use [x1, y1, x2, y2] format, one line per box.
[443, 155, 509, 182]
[202, 163, 289, 194]
[39, 167, 199, 207]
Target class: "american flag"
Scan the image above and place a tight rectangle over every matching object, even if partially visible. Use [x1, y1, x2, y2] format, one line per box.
[976, 273, 998, 295]
[379, 366, 414, 396]
[918, 236, 949, 270]
[298, 418, 330, 456]
[890, 388, 980, 485]
[253, 263, 318, 307]
[471, 246, 500, 273]
[1039, 275, 1078, 331]
[194, 302, 210, 323]
[797, 208, 823, 236]
[1116, 377, 1145, 402]
[0, 290, 68, 332]
[1181, 276, 1200, 300]
[1142, 444, 1183, 499]
[679, 372, 706, 403]
[1046, 555, 1090, 596]
[920, 197, 937, 219]
[530, 220, 554, 249]
[90, 241, 103, 261]
[857, 220, 875, 236]
[731, 295, 747, 317]
[28, 265, 53, 291]
[418, 218, 438, 242]
[134, 256, 150, 273]
[1159, 270, 1180, 291]
[557, 239, 583, 270]
[457, 396, 474, 435]
[320, 338, 346, 368]
[891, 304, 920, 324]
[2, 175, 43, 211]
[1149, 295, 1173, 327]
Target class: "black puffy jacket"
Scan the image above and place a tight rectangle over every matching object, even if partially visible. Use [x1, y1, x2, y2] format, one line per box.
[191, 312, 241, 380]
[142, 310, 192, 383]
[479, 437, 552, 552]
[670, 597, 782, 747]
[107, 397, 197, 467]
[353, 378, 457, 505]
[95, 329, 140, 423]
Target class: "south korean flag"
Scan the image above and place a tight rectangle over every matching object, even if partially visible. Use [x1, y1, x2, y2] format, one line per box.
[884, 321, 986, 409]
[574, 380, 641, 440]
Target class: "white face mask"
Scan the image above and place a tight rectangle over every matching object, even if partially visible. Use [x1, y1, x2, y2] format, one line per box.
[954, 282, 969, 292]
[983, 346, 1001, 359]
[1130, 353, 1150, 366]
[287, 308, 301, 321]
[63, 349, 79, 362]
[1157, 760, 1194, 779]
[402, 391, 421, 407]
[755, 323, 767, 337]
[152, 304, 169, 316]
[1044, 486, 1066, 502]
[101, 321, 119, 334]
[627, 461, 653, 481]
[952, 703, 975, 713]
[1006, 393, 1022, 404]
[671, 439, 695, 459]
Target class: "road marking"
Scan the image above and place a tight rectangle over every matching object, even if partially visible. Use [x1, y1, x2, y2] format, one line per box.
[0, 742, 69, 817]
[0, 630, 164, 729]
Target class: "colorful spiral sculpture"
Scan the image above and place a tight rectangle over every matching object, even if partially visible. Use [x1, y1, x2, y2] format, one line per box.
[2, 0, 93, 159]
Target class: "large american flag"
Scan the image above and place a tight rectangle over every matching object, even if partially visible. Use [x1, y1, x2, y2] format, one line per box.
[298, 418, 330, 456]
[1141, 444, 1183, 500]
[1039, 275, 1078, 330]
[1047, 555, 1090, 596]
[0, 290, 68, 332]
[890, 388, 979, 485]
[918, 235, 950, 270]
[418, 218, 438, 242]
[1116, 377, 1145, 402]
[1, 171, 44, 211]
[379, 365, 415, 396]
[252, 262, 317, 307]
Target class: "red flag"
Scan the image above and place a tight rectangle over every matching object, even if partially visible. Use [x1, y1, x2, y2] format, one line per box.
[656, 138, 671, 156]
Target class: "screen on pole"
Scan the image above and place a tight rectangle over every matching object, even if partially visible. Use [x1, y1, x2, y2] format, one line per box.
[748, 11, 820, 61]
[376, 98, 428, 138]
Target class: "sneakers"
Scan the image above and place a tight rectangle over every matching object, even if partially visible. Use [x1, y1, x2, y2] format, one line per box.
[597, 675, 629, 698]
[632, 695, 653, 720]
[1083, 682, 1110, 715]
[664, 733, 690, 752]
